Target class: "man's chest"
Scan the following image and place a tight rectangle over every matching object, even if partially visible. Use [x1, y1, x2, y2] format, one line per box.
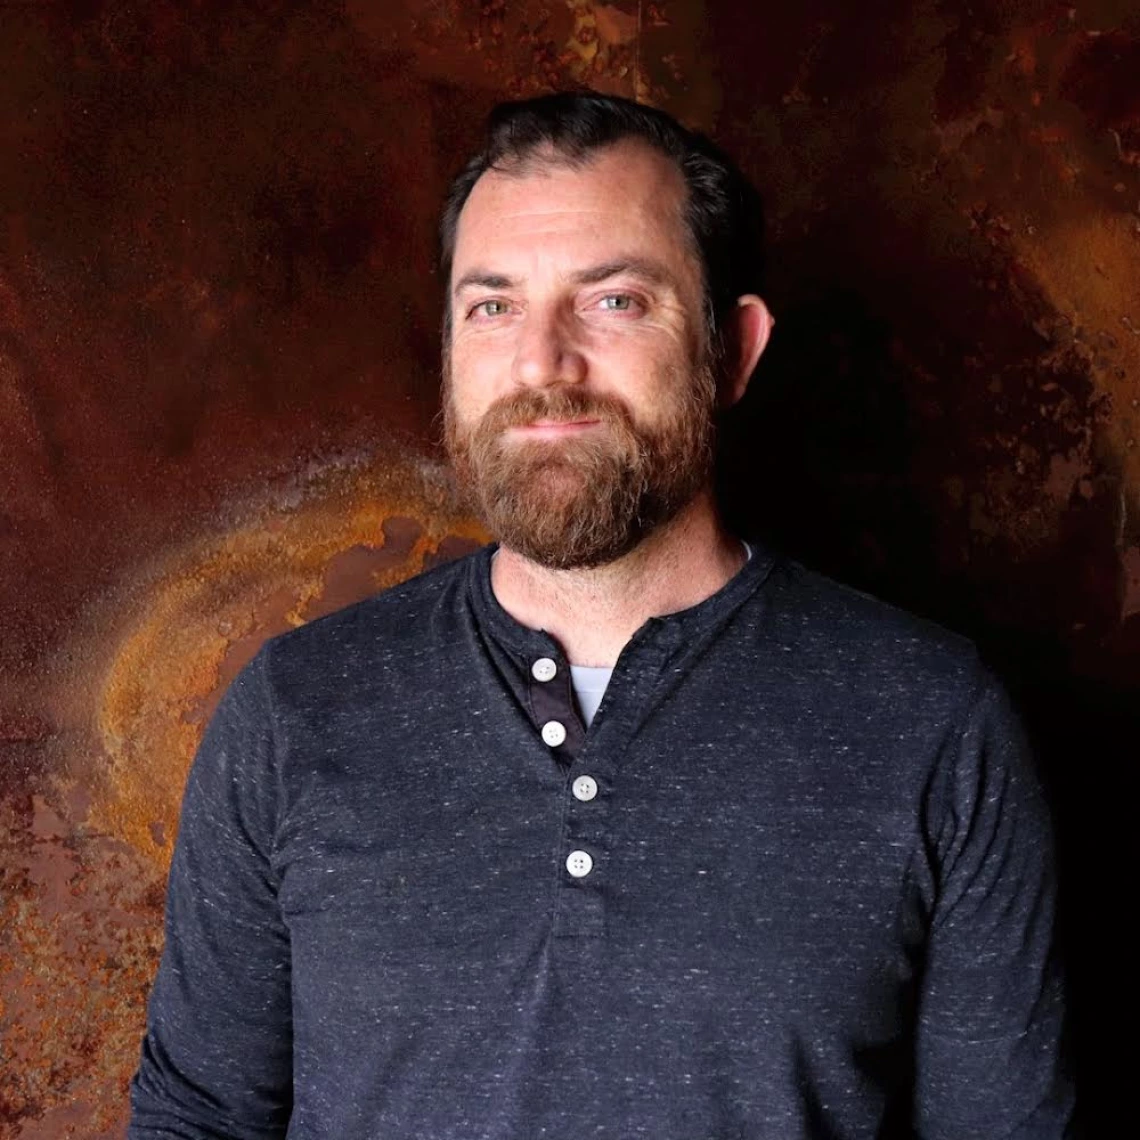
[273, 704, 923, 1032]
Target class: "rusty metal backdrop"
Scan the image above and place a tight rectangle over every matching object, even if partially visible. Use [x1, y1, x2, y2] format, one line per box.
[1, 1, 1135, 1134]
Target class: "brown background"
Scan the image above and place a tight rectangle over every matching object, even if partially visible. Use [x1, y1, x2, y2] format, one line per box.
[2, 0, 1135, 1134]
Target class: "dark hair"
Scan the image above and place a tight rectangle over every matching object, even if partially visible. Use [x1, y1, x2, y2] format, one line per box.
[439, 91, 765, 358]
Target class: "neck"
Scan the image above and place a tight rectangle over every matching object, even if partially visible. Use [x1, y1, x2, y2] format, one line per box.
[490, 491, 746, 666]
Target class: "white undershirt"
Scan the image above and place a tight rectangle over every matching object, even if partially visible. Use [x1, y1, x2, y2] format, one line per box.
[569, 665, 614, 728]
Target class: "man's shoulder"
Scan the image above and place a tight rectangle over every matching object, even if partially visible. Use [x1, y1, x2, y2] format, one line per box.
[759, 557, 984, 693]
[259, 546, 484, 676]
[767, 558, 970, 644]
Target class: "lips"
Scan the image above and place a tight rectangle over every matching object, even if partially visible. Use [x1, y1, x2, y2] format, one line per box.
[505, 418, 603, 438]
[527, 418, 598, 427]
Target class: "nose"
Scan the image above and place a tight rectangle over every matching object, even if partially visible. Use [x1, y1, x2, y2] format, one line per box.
[511, 306, 587, 389]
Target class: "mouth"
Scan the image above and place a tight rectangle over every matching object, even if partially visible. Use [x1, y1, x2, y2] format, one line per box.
[504, 418, 603, 440]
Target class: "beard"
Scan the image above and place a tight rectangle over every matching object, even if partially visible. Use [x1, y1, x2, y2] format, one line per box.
[444, 364, 716, 571]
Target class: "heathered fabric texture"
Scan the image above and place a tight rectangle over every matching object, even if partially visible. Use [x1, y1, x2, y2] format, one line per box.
[129, 544, 1073, 1139]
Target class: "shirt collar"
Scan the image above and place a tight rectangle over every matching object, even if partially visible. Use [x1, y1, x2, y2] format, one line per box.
[466, 539, 776, 661]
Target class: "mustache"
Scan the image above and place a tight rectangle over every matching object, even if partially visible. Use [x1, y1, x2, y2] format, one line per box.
[476, 386, 633, 434]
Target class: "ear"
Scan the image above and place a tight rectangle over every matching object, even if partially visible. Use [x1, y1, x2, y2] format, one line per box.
[718, 294, 774, 409]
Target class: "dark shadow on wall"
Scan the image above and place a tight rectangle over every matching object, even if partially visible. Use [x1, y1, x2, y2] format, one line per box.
[717, 283, 1130, 1133]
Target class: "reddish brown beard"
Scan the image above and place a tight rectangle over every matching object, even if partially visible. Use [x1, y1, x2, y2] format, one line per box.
[444, 373, 716, 570]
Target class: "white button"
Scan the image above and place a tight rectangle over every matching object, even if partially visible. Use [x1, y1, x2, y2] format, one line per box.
[566, 850, 593, 877]
[531, 657, 558, 682]
[572, 775, 598, 802]
[541, 720, 567, 747]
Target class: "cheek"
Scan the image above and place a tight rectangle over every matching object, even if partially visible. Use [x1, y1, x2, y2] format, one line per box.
[449, 334, 512, 385]
[595, 339, 693, 397]
[443, 354, 504, 428]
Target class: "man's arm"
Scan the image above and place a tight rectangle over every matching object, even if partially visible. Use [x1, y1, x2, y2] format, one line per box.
[129, 648, 292, 1139]
[914, 675, 1075, 1138]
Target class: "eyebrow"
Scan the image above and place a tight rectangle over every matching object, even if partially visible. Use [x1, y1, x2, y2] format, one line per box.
[451, 257, 676, 297]
[569, 257, 674, 288]
[452, 270, 515, 295]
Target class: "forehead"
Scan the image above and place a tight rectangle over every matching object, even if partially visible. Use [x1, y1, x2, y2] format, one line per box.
[451, 141, 695, 281]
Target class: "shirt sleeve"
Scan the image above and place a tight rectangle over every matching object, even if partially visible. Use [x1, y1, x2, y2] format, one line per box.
[128, 647, 292, 1140]
[914, 674, 1076, 1139]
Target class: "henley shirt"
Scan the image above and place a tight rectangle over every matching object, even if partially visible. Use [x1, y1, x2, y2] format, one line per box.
[129, 543, 1073, 1139]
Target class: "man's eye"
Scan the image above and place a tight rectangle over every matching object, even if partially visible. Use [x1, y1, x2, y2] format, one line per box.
[599, 294, 635, 311]
[470, 299, 509, 318]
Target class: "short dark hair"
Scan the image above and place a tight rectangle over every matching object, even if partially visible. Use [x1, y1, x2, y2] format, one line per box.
[439, 91, 765, 358]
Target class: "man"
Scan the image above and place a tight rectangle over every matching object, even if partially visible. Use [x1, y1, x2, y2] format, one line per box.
[130, 93, 1073, 1138]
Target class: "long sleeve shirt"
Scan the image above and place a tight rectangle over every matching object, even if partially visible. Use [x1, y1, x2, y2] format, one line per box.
[129, 543, 1074, 1138]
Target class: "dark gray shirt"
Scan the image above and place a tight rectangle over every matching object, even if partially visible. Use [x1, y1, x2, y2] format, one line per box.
[129, 544, 1073, 1138]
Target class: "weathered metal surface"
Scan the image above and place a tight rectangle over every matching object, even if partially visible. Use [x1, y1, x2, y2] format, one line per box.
[0, 0, 1132, 1134]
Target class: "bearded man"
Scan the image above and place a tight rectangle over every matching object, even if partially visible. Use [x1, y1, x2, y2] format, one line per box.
[129, 93, 1074, 1139]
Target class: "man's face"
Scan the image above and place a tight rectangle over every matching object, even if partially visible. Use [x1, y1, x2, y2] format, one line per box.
[443, 140, 716, 570]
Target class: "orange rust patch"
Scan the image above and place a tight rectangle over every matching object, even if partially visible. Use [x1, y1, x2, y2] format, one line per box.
[89, 456, 485, 868]
[563, 1, 642, 95]
[0, 795, 162, 1138]
[1012, 211, 1140, 490]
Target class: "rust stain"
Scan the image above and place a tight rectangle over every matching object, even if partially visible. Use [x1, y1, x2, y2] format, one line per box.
[1012, 213, 1140, 491]
[1, 793, 162, 1138]
[563, 1, 642, 95]
[90, 456, 484, 866]
[343, 0, 644, 99]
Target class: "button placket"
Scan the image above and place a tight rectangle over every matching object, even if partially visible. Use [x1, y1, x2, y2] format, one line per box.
[527, 648, 585, 760]
[519, 642, 650, 939]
